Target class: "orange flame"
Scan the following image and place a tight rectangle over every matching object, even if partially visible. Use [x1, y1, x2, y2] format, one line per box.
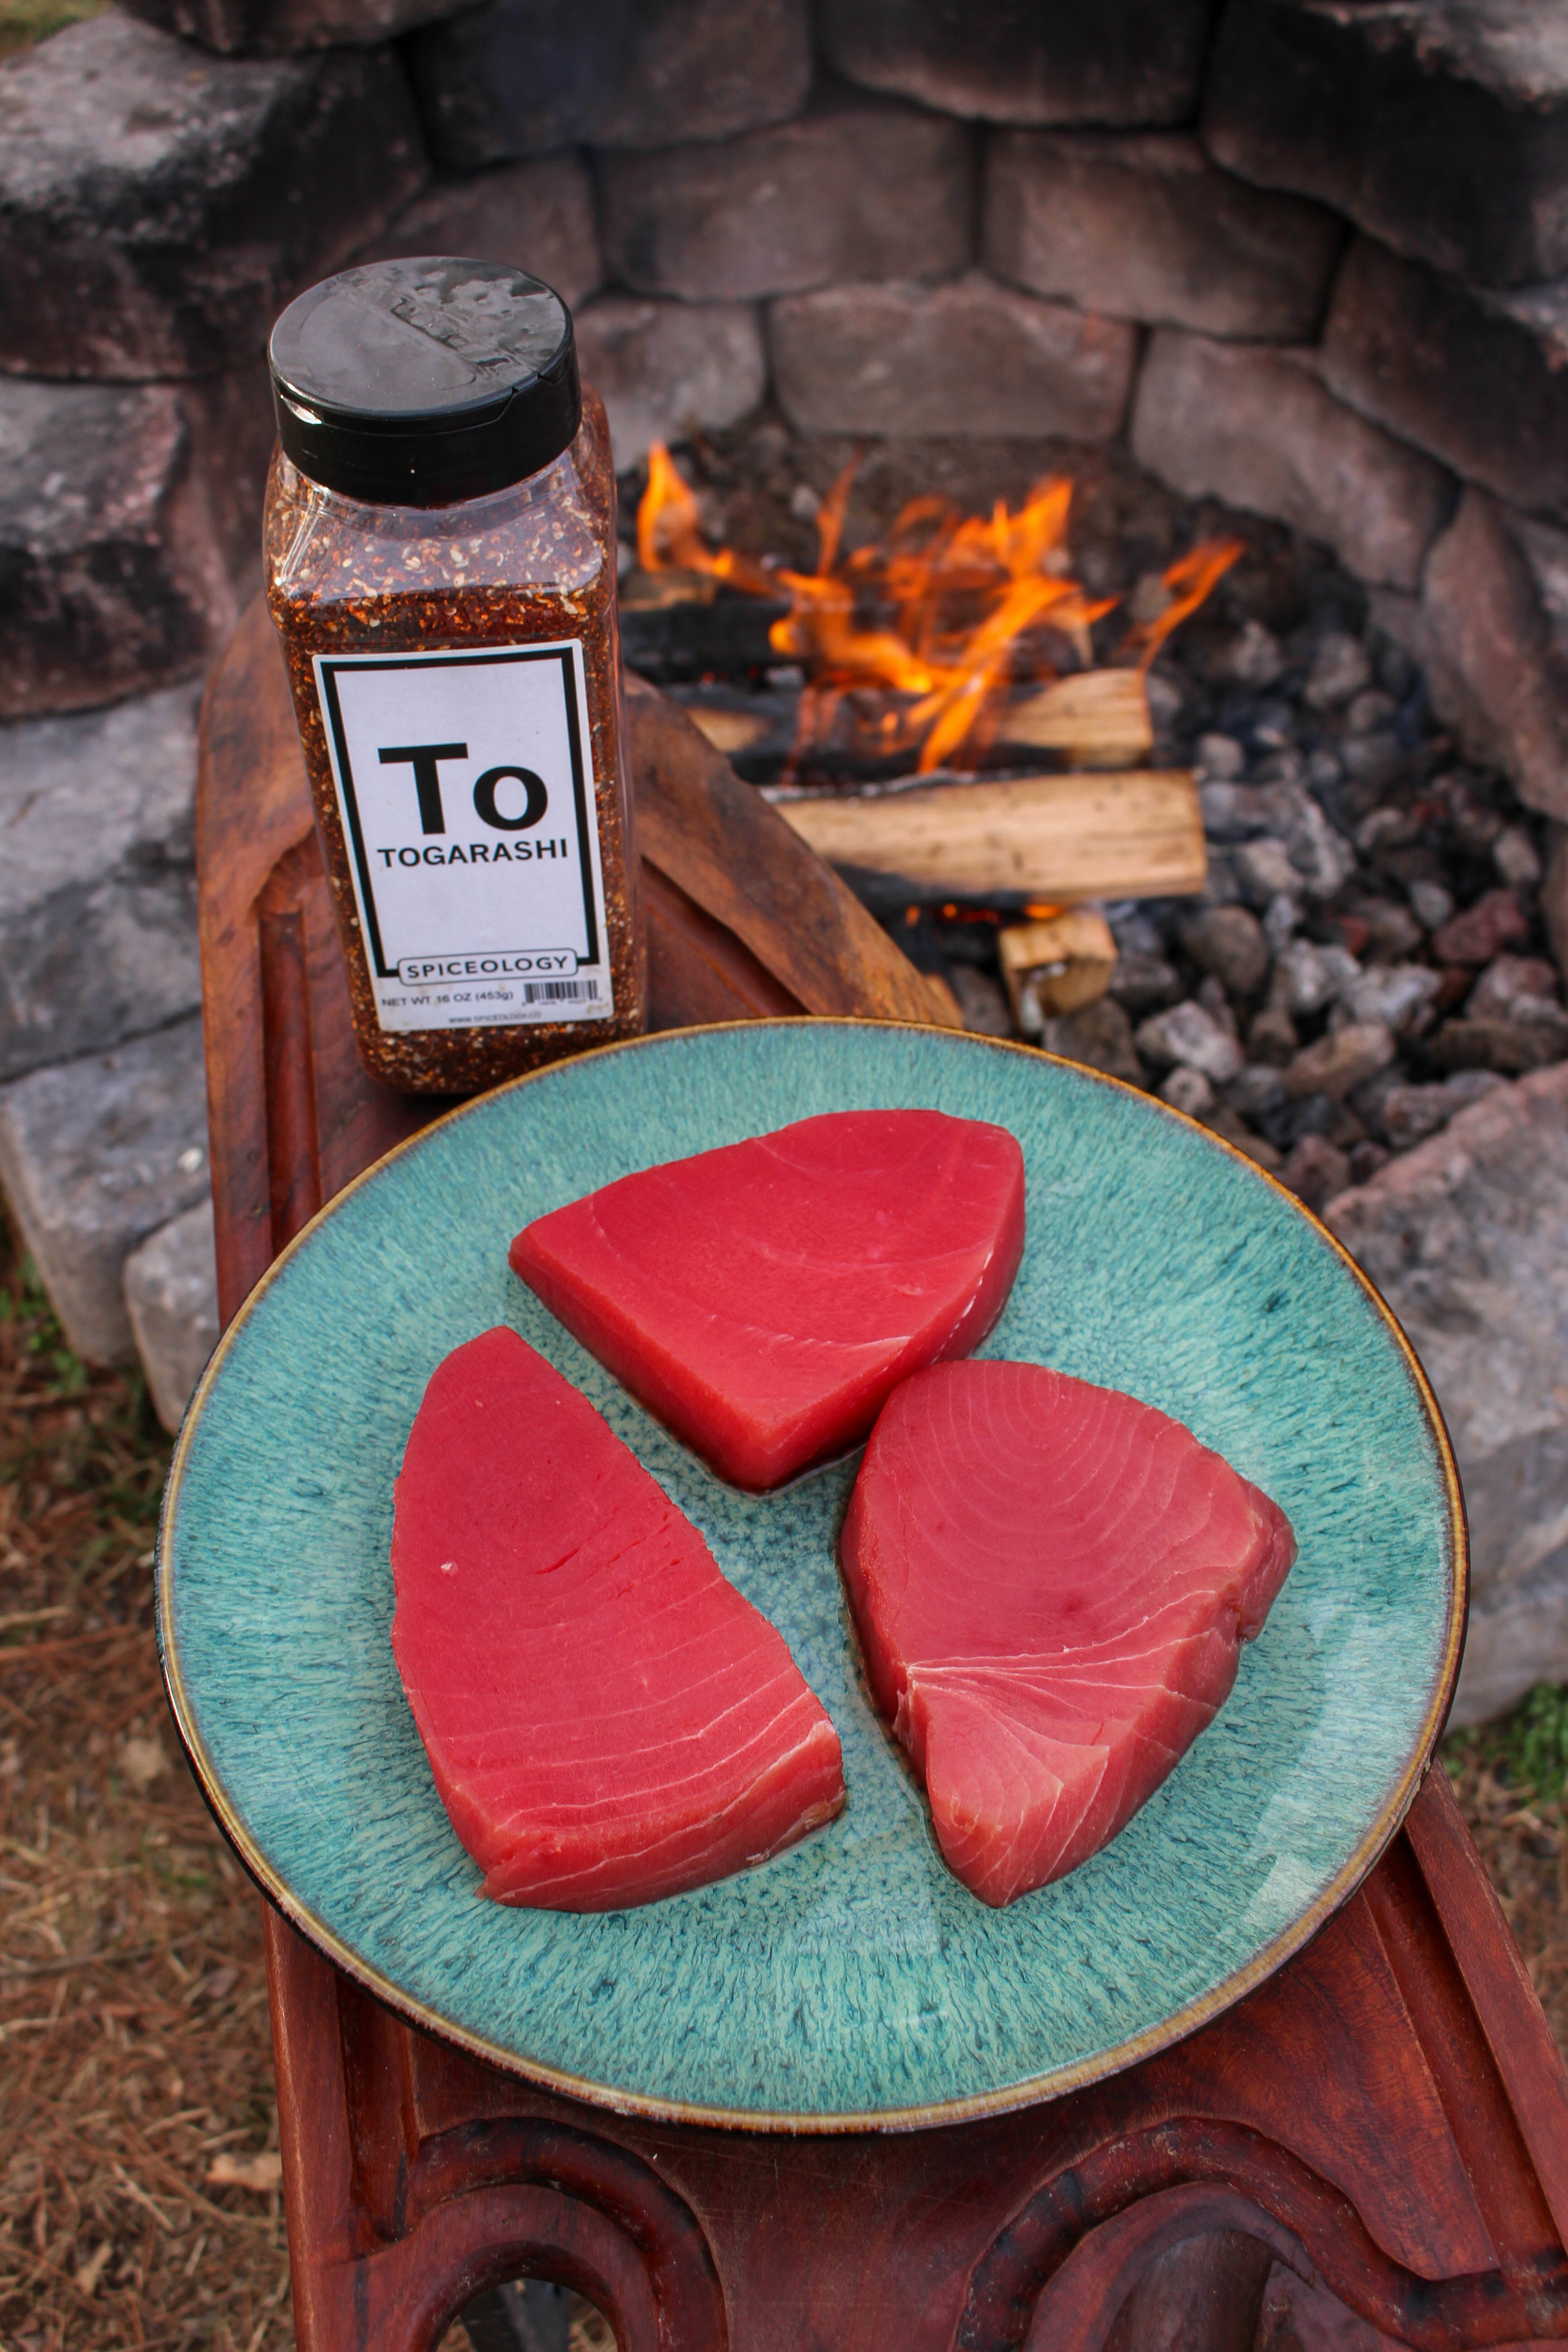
[636, 444, 1238, 772]
[635, 443, 774, 595]
[1116, 537, 1245, 671]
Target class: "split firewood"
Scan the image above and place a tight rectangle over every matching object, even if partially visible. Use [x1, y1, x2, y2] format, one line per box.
[998, 911, 1118, 1028]
[995, 670, 1152, 768]
[774, 770, 1205, 904]
[686, 706, 774, 757]
[681, 667, 1153, 771]
[620, 567, 721, 611]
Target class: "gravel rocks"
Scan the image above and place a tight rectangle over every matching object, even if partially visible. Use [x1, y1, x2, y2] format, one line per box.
[1340, 961, 1442, 1034]
[946, 965, 1013, 1036]
[1348, 897, 1424, 960]
[1495, 825, 1542, 889]
[1433, 887, 1529, 965]
[1087, 570, 1568, 1203]
[1227, 1062, 1287, 1122]
[1247, 992, 1299, 1066]
[1262, 781, 1359, 899]
[1199, 781, 1272, 840]
[1196, 730, 1246, 779]
[1304, 631, 1371, 711]
[1134, 998, 1245, 1085]
[1226, 618, 1287, 688]
[1283, 1019, 1396, 1101]
[1037, 998, 1142, 1083]
[1409, 879, 1456, 933]
[1276, 936, 1358, 1016]
[1107, 950, 1182, 1015]
[1428, 1016, 1568, 1076]
[1280, 1132, 1350, 1211]
[1160, 1065, 1215, 1117]
[1369, 1070, 1508, 1150]
[1235, 836, 1300, 906]
[1179, 904, 1268, 995]
[1470, 955, 1561, 1022]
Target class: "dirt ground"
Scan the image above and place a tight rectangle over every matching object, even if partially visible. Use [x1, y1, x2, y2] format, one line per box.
[1, 1212, 1563, 2351]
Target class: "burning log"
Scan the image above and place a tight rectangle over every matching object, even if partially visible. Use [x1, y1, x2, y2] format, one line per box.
[771, 769, 1206, 904]
[984, 669, 1152, 767]
[680, 666, 1154, 774]
[682, 700, 781, 760]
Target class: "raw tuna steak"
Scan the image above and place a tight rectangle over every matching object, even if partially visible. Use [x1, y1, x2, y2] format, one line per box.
[840, 1361, 1296, 1907]
[509, 1109, 1025, 1490]
[391, 1326, 845, 1909]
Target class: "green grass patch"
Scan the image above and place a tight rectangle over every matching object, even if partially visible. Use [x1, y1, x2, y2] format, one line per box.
[1446, 1681, 1568, 1807]
[0, 0, 109, 59]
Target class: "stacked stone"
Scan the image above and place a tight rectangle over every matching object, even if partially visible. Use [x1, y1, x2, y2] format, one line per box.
[0, 2, 436, 1420]
[388, 0, 1563, 853]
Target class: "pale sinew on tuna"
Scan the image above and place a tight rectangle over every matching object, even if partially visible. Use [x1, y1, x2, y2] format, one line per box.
[509, 1109, 1026, 1491]
[840, 1361, 1296, 1907]
[391, 1327, 845, 1909]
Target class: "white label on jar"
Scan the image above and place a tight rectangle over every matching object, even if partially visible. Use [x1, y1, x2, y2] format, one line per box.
[311, 640, 616, 1035]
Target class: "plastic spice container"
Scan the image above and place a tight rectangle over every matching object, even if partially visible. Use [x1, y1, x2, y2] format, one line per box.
[262, 257, 646, 1094]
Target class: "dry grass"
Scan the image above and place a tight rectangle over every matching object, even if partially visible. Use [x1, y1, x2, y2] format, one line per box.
[0, 1236, 289, 2352]
[0, 1219, 616, 2351]
[1443, 1688, 1568, 2055]
[1, 1205, 1566, 2350]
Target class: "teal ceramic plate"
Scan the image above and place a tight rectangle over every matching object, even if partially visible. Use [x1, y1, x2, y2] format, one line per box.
[157, 1021, 1465, 2131]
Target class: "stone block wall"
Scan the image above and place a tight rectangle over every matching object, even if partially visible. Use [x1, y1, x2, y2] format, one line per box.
[3, 0, 1568, 1434]
[0, 3, 431, 1415]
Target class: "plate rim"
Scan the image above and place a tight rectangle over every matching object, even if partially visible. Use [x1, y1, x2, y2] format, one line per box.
[157, 1015, 1469, 2135]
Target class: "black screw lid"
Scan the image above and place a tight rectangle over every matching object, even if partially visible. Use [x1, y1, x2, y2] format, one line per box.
[268, 257, 581, 507]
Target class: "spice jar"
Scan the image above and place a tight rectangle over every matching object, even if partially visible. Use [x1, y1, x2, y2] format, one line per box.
[262, 257, 645, 1094]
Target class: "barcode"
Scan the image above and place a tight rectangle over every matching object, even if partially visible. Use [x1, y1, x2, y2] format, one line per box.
[521, 977, 599, 1004]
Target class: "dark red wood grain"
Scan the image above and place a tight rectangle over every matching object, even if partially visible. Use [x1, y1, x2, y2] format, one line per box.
[196, 603, 1568, 2352]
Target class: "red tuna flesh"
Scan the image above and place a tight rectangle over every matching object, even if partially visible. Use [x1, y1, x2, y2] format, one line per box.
[509, 1109, 1025, 1491]
[839, 1361, 1296, 1907]
[391, 1327, 845, 1909]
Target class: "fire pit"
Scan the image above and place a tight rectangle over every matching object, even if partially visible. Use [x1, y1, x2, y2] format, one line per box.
[607, 418, 1561, 1208]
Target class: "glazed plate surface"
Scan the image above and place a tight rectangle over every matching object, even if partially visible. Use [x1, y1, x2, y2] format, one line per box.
[158, 1021, 1465, 2129]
